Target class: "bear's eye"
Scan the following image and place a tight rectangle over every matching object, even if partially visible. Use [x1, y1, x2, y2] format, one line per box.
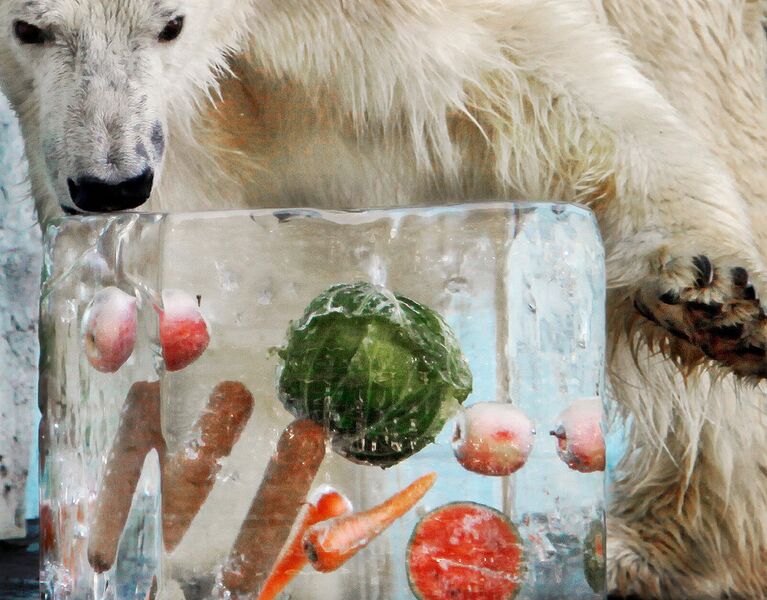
[158, 16, 184, 43]
[13, 20, 47, 45]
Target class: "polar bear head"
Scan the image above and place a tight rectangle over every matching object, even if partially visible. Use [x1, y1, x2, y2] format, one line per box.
[0, 0, 247, 218]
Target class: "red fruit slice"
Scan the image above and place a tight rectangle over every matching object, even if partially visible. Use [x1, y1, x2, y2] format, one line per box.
[155, 289, 210, 371]
[407, 502, 524, 600]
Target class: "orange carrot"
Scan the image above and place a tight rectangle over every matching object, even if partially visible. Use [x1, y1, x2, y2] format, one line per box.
[88, 381, 163, 573]
[303, 472, 437, 573]
[257, 486, 352, 600]
[313, 488, 353, 518]
[162, 381, 254, 551]
[220, 418, 327, 595]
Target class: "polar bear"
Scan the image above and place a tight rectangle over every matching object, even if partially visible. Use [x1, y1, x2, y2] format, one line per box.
[1, 0, 767, 598]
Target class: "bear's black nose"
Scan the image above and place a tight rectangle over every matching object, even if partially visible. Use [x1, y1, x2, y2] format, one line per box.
[67, 168, 154, 213]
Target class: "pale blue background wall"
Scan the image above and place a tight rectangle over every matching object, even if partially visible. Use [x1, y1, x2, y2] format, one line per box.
[0, 93, 40, 536]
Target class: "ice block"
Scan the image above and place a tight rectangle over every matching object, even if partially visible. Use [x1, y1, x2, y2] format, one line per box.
[39, 202, 606, 600]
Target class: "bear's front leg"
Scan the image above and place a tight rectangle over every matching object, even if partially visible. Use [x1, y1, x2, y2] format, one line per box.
[584, 81, 767, 380]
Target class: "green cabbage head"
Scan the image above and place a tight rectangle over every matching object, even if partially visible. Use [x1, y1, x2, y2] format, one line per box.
[277, 282, 473, 467]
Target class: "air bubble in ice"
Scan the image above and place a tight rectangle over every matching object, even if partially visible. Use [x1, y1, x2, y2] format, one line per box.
[368, 254, 387, 286]
[74, 523, 88, 539]
[62, 299, 78, 322]
[219, 471, 240, 483]
[215, 264, 240, 292]
[353, 246, 371, 260]
[446, 277, 469, 294]
[258, 289, 273, 305]
[389, 217, 402, 240]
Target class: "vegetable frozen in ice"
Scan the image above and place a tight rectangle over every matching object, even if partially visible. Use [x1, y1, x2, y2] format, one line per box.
[278, 282, 473, 467]
[303, 472, 436, 572]
[452, 402, 535, 476]
[88, 382, 162, 572]
[257, 486, 352, 600]
[550, 397, 605, 473]
[82, 286, 137, 373]
[162, 381, 254, 551]
[155, 289, 210, 371]
[219, 418, 327, 595]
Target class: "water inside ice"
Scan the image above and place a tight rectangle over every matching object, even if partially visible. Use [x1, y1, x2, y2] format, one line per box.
[40, 202, 606, 600]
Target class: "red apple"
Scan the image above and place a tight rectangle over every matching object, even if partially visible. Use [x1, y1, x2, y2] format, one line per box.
[452, 402, 536, 476]
[550, 397, 605, 473]
[81, 286, 137, 373]
[155, 289, 210, 371]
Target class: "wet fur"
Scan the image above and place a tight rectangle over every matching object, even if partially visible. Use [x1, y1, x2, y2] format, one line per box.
[2, 0, 767, 597]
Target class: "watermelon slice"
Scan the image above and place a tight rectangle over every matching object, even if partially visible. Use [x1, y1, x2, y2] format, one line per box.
[583, 518, 605, 593]
[407, 502, 525, 600]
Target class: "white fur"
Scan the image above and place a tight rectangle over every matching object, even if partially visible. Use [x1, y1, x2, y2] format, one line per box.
[2, 0, 767, 597]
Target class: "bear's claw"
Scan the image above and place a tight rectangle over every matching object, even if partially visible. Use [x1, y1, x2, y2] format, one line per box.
[635, 255, 767, 378]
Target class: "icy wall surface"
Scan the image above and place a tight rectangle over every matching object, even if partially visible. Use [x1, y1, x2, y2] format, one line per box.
[0, 94, 40, 539]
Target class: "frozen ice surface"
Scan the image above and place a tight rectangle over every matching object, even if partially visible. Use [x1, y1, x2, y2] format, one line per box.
[40, 202, 606, 599]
